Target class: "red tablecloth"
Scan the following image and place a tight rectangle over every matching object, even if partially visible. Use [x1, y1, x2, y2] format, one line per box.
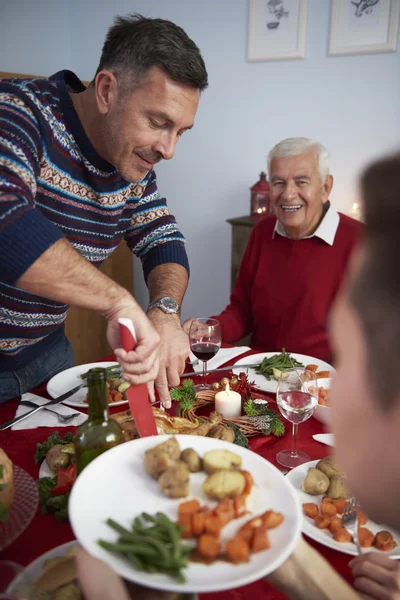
[0, 351, 354, 599]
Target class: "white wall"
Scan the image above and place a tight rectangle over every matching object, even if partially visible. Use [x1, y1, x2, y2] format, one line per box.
[1, 0, 399, 319]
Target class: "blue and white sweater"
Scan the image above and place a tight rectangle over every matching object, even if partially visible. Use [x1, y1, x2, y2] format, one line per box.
[0, 70, 189, 371]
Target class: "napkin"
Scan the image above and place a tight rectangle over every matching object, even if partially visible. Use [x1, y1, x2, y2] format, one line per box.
[189, 346, 252, 374]
[12, 393, 88, 430]
[312, 433, 335, 447]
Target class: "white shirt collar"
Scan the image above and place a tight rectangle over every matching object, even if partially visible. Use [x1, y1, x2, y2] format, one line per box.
[272, 201, 340, 246]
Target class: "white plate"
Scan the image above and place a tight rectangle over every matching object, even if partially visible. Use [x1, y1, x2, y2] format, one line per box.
[47, 362, 128, 408]
[7, 541, 78, 594]
[286, 460, 400, 557]
[69, 435, 302, 594]
[232, 353, 335, 394]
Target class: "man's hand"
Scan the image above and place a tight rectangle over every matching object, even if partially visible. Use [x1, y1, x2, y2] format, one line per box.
[350, 552, 400, 599]
[106, 301, 160, 388]
[147, 310, 190, 408]
[182, 317, 195, 335]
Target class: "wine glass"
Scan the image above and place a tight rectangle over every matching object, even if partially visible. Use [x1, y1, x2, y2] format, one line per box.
[189, 318, 221, 391]
[276, 368, 318, 469]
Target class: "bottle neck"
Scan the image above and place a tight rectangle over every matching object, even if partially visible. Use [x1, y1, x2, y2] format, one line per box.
[87, 370, 109, 422]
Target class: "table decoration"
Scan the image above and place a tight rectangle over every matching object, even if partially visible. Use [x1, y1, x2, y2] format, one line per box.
[214, 382, 242, 417]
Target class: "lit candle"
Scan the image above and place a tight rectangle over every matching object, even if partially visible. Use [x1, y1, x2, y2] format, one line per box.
[214, 382, 242, 418]
[348, 201, 362, 221]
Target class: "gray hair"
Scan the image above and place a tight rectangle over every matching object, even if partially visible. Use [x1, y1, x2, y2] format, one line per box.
[267, 137, 330, 182]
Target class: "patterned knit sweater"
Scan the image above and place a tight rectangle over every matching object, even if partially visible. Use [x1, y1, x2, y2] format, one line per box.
[0, 70, 189, 371]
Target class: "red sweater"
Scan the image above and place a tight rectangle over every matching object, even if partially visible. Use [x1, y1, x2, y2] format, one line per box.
[213, 214, 363, 363]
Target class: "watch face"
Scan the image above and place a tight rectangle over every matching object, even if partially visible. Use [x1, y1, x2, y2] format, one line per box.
[161, 297, 179, 312]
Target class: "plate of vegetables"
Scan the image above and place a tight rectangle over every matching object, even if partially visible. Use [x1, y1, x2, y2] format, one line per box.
[69, 435, 302, 593]
[47, 362, 129, 408]
[232, 350, 335, 394]
[286, 458, 400, 557]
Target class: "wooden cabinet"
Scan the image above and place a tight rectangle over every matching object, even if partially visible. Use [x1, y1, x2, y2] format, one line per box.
[226, 216, 257, 289]
[65, 241, 133, 365]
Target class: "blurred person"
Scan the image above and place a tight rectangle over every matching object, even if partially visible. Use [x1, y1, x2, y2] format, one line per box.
[0, 14, 208, 405]
[184, 137, 363, 363]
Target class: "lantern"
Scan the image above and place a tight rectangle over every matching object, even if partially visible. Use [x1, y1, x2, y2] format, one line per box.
[250, 171, 270, 216]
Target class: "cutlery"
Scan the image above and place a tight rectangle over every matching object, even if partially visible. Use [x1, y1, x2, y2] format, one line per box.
[342, 498, 362, 554]
[180, 363, 261, 377]
[19, 400, 80, 424]
[0, 384, 83, 431]
[118, 318, 158, 437]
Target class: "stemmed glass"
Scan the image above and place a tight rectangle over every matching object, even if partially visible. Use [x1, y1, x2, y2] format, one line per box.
[189, 318, 221, 391]
[276, 368, 318, 469]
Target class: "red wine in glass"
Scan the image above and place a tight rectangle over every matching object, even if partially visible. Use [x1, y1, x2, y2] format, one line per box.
[191, 342, 220, 362]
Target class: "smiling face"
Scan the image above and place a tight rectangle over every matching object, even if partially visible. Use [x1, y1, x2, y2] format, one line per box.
[329, 268, 400, 530]
[95, 66, 200, 182]
[269, 151, 333, 240]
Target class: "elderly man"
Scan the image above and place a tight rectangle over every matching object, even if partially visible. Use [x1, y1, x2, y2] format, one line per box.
[186, 137, 363, 363]
[0, 14, 208, 405]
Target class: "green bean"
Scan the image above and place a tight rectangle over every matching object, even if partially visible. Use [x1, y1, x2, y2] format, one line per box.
[127, 552, 145, 571]
[106, 519, 137, 542]
[98, 539, 142, 554]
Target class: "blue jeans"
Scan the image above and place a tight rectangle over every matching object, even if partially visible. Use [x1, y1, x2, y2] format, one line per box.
[0, 334, 74, 404]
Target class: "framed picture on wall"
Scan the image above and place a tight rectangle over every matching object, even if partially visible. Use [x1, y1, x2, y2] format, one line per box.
[329, 0, 400, 56]
[247, 0, 309, 62]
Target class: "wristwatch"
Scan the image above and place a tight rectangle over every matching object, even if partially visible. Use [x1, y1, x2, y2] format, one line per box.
[147, 296, 180, 314]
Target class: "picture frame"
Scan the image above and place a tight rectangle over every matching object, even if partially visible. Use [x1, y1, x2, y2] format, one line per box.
[329, 0, 400, 56]
[247, 0, 309, 62]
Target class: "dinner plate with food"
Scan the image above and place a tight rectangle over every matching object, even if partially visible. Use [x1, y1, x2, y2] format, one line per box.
[286, 457, 399, 557]
[47, 362, 129, 408]
[7, 540, 198, 600]
[69, 435, 302, 593]
[232, 350, 335, 394]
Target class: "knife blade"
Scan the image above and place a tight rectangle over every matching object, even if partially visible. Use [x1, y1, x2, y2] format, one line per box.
[0, 383, 83, 431]
[180, 363, 261, 377]
[118, 318, 158, 438]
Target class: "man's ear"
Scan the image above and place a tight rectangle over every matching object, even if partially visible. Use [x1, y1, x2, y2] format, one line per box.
[95, 70, 117, 116]
[324, 174, 334, 199]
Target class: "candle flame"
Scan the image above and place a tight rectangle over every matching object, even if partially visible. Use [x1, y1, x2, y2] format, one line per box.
[225, 382, 230, 395]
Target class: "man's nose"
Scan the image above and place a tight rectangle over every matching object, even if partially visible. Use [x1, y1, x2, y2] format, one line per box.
[281, 182, 297, 201]
[156, 133, 176, 161]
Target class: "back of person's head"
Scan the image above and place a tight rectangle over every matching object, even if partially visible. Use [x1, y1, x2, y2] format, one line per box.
[349, 152, 400, 409]
[94, 13, 208, 93]
[267, 137, 330, 182]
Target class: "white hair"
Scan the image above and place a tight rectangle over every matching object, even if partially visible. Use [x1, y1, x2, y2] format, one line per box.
[267, 137, 330, 182]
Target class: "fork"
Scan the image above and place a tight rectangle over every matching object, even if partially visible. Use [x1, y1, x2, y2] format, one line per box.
[19, 400, 80, 424]
[342, 497, 362, 555]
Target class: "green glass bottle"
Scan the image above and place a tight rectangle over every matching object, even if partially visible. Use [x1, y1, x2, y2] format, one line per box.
[75, 368, 124, 474]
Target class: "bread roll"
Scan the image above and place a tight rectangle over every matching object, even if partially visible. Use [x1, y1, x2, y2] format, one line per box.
[0, 448, 14, 516]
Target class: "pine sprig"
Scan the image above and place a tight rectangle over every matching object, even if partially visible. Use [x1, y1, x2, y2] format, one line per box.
[244, 399, 285, 437]
[170, 379, 197, 411]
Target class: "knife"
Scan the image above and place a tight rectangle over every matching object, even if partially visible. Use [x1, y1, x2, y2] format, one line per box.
[118, 318, 158, 437]
[0, 384, 83, 431]
[180, 363, 261, 377]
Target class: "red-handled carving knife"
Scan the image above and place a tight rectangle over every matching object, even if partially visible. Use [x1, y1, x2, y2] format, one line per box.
[118, 318, 158, 437]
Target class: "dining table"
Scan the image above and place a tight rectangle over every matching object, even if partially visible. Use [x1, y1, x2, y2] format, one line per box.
[0, 348, 355, 600]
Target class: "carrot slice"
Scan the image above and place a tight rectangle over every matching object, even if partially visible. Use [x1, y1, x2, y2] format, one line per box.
[320, 502, 337, 517]
[178, 499, 201, 517]
[204, 514, 224, 536]
[332, 499, 346, 514]
[261, 510, 284, 529]
[192, 511, 208, 537]
[197, 534, 220, 559]
[241, 470, 254, 496]
[329, 516, 343, 534]
[177, 514, 192, 538]
[315, 515, 331, 529]
[374, 530, 396, 551]
[303, 503, 319, 519]
[333, 528, 352, 543]
[358, 527, 375, 548]
[305, 364, 319, 373]
[237, 517, 263, 542]
[214, 498, 235, 525]
[226, 537, 250, 563]
[233, 495, 247, 519]
[251, 529, 271, 553]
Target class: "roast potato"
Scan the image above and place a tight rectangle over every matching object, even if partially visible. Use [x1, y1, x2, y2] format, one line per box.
[209, 425, 235, 443]
[302, 468, 330, 495]
[46, 445, 71, 472]
[203, 470, 245, 501]
[0, 448, 14, 517]
[144, 437, 181, 479]
[203, 449, 242, 474]
[327, 475, 351, 499]
[158, 461, 190, 498]
[180, 448, 202, 473]
[316, 456, 342, 479]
